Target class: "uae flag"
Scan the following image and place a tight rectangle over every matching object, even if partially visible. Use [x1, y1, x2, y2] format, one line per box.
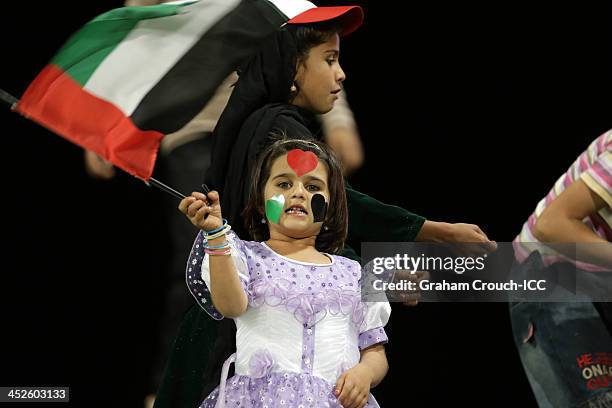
[15, 0, 317, 180]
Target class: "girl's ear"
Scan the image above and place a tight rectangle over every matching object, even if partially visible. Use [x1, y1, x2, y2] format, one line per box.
[295, 57, 303, 75]
[290, 64, 304, 103]
[294, 59, 306, 84]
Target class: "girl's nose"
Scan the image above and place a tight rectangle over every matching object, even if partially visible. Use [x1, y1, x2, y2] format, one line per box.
[291, 183, 307, 198]
[336, 63, 346, 83]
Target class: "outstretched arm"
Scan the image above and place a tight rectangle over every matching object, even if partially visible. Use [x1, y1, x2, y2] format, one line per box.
[345, 185, 496, 255]
[416, 220, 497, 253]
[179, 191, 248, 317]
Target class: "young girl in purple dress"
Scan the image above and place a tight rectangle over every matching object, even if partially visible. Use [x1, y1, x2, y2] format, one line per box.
[179, 137, 390, 408]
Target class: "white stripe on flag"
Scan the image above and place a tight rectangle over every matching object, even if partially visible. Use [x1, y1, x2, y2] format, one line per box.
[266, 0, 315, 19]
[84, 0, 240, 116]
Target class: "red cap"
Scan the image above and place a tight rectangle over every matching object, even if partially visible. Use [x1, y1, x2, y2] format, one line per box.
[287, 6, 364, 36]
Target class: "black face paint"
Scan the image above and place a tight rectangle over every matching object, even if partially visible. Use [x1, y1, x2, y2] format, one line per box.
[311, 193, 328, 223]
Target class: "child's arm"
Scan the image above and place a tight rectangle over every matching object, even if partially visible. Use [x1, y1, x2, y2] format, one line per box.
[534, 178, 612, 268]
[360, 344, 388, 387]
[179, 191, 248, 318]
[335, 344, 388, 408]
[344, 185, 497, 255]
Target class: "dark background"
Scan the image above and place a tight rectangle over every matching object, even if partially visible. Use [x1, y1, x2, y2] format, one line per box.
[1, 1, 611, 406]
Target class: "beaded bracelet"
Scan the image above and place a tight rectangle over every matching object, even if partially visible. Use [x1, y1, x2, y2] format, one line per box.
[204, 219, 228, 236]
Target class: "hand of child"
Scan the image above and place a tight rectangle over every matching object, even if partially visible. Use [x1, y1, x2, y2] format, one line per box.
[334, 363, 372, 408]
[83, 149, 115, 180]
[178, 191, 223, 232]
[446, 223, 497, 255]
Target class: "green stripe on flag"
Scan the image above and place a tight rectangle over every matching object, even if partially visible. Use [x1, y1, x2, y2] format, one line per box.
[51, 3, 191, 86]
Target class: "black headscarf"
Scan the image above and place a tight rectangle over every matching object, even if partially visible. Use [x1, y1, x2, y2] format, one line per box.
[204, 27, 321, 237]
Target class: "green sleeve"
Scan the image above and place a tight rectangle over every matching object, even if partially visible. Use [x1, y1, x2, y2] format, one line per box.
[345, 183, 426, 253]
[339, 243, 362, 263]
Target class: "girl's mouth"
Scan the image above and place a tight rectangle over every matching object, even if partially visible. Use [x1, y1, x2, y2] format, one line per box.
[285, 206, 308, 217]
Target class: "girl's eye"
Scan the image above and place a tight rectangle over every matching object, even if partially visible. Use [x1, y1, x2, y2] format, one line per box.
[326, 58, 337, 66]
[277, 181, 291, 189]
[306, 184, 321, 192]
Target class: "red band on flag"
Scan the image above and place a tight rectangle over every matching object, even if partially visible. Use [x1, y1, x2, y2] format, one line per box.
[16, 64, 163, 180]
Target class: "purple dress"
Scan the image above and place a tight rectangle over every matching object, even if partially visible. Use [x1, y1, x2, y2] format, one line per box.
[186, 231, 391, 408]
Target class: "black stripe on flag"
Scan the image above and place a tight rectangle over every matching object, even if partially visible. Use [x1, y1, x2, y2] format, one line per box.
[131, 0, 287, 133]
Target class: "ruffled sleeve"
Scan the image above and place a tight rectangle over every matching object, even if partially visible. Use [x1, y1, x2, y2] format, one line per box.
[185, 230, 250, 320]
[354, 259, 392, 350]
[358, 302, 391, 350]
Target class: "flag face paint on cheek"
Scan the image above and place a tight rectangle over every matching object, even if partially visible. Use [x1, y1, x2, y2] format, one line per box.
[265, 194, 285, 224]
[311, 193, 327, 223]
[287, 149, 318, 176]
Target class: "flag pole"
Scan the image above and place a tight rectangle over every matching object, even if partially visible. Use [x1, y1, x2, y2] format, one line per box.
[1, 87, 187, 200]
[0, 88, 18, 110]
[147, 178, 186, 199]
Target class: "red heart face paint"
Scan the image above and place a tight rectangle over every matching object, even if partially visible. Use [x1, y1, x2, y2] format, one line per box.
[286, 149, 318, 176]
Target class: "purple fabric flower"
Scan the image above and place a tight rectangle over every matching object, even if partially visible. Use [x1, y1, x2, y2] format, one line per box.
[248, 278, 291, 307]
[285, 292, 328, 327]
[245, 278, 366, 329]
[328, 289, 357, 316]
[247, 279, 269, 308]
[249, 349, 275, 378]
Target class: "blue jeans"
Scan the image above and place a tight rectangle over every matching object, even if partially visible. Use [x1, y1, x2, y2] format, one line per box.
[510, 253, 612, 407]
